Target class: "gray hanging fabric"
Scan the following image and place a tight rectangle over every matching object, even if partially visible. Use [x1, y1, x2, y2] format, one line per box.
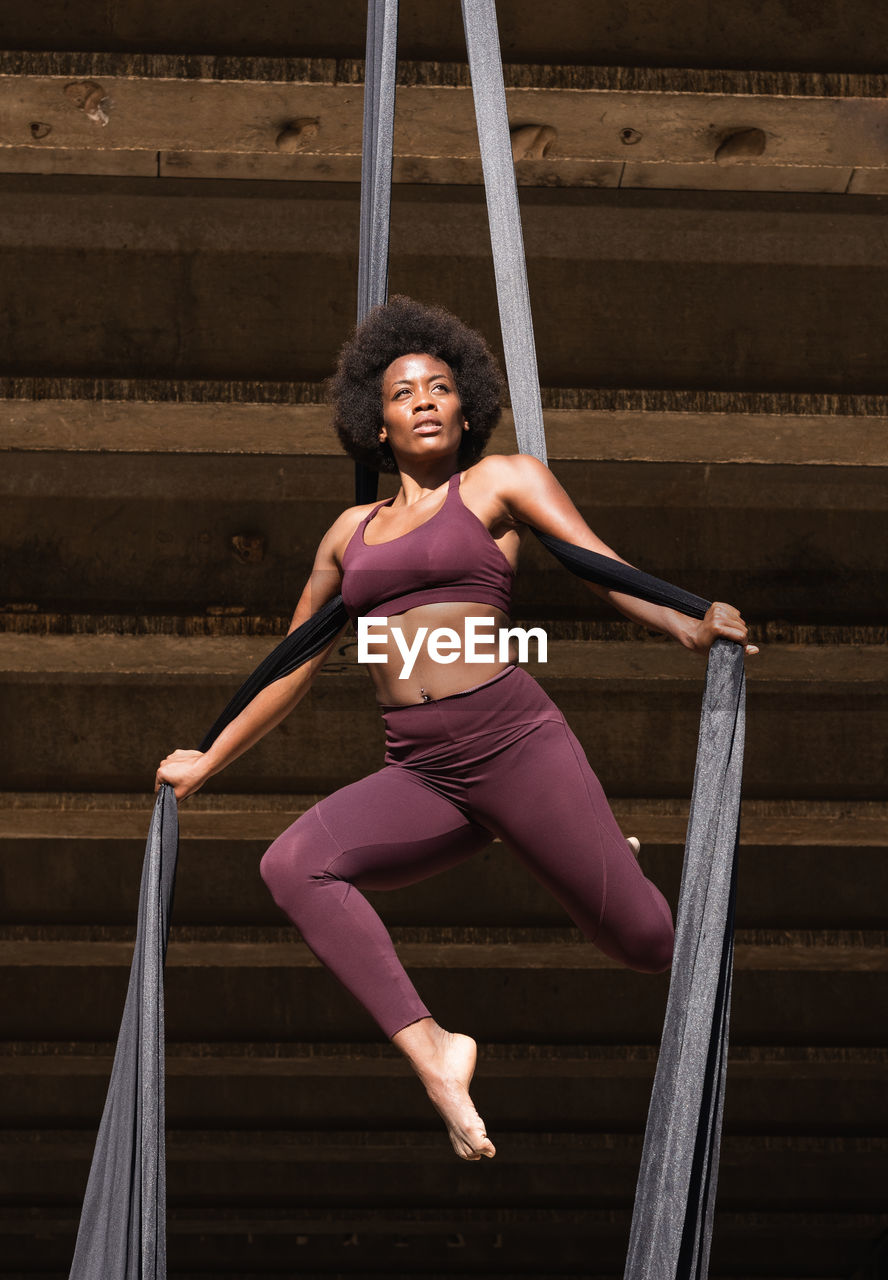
[68, 784, 178, 1280]
[355, 0, 399, 505]
[357, 0, 398, 324]
[457, 4, 744, 1276]
[460, 0, 547, 465]
[624, 642, 744, 1279]
[68, 7, 399, 1275]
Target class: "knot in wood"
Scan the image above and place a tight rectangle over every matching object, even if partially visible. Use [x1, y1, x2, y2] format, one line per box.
[276, 119, 320, 153]
[64, 81, 110, 126]
[230, 534, 266, 565]
[715, 128, 767, 163]
[510, 124, 557, 161]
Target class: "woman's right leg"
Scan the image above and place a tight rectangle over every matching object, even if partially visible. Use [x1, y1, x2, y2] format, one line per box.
[260, 766, 496, 1159]
[259, 766, 490, 1039]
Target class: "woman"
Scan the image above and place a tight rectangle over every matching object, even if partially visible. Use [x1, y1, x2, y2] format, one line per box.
[156, 297, 755, 1162]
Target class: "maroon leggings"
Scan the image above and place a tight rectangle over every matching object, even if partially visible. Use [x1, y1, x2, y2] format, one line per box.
[260, 664, 674, 1038]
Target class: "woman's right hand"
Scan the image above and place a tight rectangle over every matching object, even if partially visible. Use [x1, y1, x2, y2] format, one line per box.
[155, 749, 210, 801]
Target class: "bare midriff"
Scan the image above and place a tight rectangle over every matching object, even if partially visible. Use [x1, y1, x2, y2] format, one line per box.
[364, 601, 516, 706]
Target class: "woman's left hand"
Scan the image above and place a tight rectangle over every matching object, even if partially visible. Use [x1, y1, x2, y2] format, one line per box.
[687, 602, 759, 656]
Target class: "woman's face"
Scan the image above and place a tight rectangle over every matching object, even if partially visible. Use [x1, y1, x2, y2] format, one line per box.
[379, 353, 468, 466]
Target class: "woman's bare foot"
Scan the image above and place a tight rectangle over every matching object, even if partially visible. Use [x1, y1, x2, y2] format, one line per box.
[392, 1018, 496, 1161]
[627, 836, 641, 858]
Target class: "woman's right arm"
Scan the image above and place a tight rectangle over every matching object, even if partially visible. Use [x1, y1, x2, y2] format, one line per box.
[155, 511, 359, 800]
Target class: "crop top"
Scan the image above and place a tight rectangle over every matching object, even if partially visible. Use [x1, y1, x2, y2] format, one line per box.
[340, 470, 515, 621]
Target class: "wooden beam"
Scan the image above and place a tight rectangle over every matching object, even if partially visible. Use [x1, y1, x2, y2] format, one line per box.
[2, 926, 885, 971]
[2, 1039, 884, 1079]
[4, 388, 888, 467]
[1, 632, 886, 689]
[2, 793, 885, 846]
[5, 180, 888, 263]
[3, 1201, 884, 1279]
[622, 161, 854, 195]
[0, 147, 158, 177]
[849, 168, 888, 195]
[2, 180, 886, 391]
[7, 1202, 887, 1233]
[1, 56, 886, 190]
[4, 1, 888, 76]
[1, 635, 884, 798]
[5, 1127, 888, 1167]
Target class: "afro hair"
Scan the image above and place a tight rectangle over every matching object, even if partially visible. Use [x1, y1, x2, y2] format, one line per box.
[328, 296, 505, 474]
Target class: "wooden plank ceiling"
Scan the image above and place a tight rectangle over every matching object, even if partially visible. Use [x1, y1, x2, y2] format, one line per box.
[1, 2, 886, 1278]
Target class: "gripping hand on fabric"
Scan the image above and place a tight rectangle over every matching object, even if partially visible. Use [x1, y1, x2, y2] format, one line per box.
[684, 602, 758, 657]
[155, 749, 210, 800]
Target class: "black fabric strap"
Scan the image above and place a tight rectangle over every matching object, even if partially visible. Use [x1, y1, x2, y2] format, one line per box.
[533, 530, 710, 621]
[198, 595, 350, 752]
[198, 536, 712, 754]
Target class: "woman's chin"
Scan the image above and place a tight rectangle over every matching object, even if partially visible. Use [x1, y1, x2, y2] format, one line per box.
[392, 438, 461, 467]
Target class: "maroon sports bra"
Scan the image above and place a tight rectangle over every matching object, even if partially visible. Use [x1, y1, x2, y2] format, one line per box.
[340, 471, 515, 621]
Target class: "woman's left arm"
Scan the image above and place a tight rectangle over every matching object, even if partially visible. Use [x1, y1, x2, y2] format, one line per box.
[492, 453, 758, 656]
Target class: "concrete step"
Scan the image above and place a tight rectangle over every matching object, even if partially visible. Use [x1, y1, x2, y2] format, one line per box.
[2, 176, 888, 391]
[3, 393, 885, 619]
[2, 1042, 884, 1136]
[3, 1205, 886, 1278]
[4, 1128, 886, 1209]
[0, 633, 884, 798]
[1, 925, 884, 1043]
[2, 795, 886, 931]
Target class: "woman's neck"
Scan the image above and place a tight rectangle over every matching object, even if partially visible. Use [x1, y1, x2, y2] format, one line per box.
[394, 458, 461, 506]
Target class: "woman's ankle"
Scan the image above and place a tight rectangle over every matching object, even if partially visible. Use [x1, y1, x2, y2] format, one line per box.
[392, 1016, 445, 1076]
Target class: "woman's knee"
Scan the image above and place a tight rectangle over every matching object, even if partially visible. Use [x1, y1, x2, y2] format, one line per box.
[259, 835, 292, 904]
[622, 914, 675, 974]
[259, 810, 337, 914]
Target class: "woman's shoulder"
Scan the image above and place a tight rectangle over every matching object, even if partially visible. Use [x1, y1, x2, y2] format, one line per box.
[337, 498, 387, 524]
[320, 499, 387, 564]
[465, 454, 573, 534]
[465, 452, 549, 491]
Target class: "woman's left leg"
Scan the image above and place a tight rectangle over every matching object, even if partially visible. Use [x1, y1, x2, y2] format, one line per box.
[463, 685, 674, 973]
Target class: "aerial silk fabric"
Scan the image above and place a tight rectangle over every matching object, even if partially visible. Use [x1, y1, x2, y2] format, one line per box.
[68, 551, 741, 1280]
[354, 0, 398, 507]
[68, 786, 178, 1279]
[69, 1, 745, 1277]
[624, 643, 744, 1280]
[457, 4, 745, 1275]
[460, 0, 547, 465]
